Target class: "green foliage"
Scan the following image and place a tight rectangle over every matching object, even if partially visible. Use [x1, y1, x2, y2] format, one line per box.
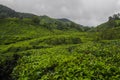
[94, 13, 120, 40]
[11, 41, 120, 80]
[0, 5, 120, 80]
[99, 27, 120, 40]
[43, 35, 82, 45]
[32, 16, 40, 25]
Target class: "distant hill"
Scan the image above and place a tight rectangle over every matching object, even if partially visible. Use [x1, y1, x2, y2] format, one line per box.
[0, 4, 36, 18]
[0, 4, 18, 18]
[57, 18, 72, 22]
[0, 4, 90, 31]
[92, 13, 120, 40]
[94, 13, 120, 32]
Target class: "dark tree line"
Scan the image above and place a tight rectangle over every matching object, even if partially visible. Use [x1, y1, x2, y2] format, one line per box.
[109, 13, 120, 21]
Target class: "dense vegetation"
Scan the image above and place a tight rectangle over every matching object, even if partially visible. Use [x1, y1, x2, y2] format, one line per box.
[0, 5, 120, 80]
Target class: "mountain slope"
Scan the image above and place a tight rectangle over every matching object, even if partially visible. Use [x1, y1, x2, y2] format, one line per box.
[0, 4, 18, 18]
[58, 18, 72, 22]
[0, 4, 89, 31]
[95, 13, 120, 31]
[90, 13, 120, 40]
[0, 4, 35, 18]
[0, 4, 120, 80]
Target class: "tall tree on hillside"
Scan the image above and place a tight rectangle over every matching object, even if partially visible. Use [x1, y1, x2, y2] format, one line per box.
[109, 13, 120, 20]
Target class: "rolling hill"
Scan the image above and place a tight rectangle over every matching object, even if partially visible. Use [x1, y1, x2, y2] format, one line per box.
[0, 4, 120, 80]
[0, 4, 86, 31]
[93, 13, 120, 40]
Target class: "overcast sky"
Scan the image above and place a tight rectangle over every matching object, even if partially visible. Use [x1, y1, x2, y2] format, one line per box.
[0, 0, 120, 26]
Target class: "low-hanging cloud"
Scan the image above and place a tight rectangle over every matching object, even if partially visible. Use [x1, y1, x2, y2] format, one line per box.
[0, 0, 120, 26]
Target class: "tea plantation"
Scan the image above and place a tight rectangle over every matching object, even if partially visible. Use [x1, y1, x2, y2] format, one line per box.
[0, 5, 120, 80]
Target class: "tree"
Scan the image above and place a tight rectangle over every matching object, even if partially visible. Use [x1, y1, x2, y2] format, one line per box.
[113, 14, 119, 20]
[108, 19, 115, 27]
[32, 16, 40, 24]
[109, 13, 120, 20]
[108, 16, 113, 21]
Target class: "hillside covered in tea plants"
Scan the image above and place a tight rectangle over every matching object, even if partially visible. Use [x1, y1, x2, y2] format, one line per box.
[0, 5, 120, 80]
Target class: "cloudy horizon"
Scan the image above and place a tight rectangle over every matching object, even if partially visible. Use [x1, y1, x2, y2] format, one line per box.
[0, 0, 120, 26]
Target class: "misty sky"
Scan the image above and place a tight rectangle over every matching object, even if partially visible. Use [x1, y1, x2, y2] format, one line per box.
[0, 0, 120, 26]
